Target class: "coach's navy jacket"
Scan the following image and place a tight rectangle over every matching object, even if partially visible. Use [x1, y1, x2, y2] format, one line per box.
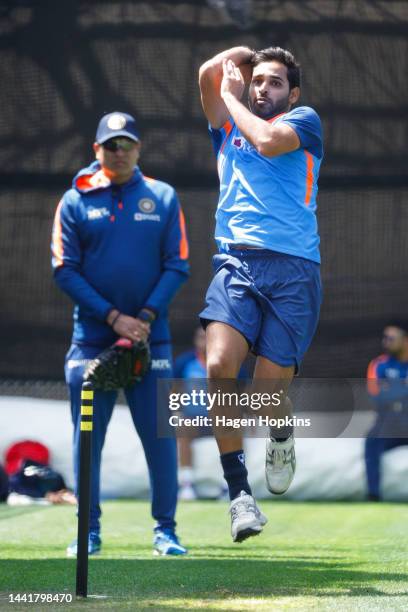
[51, 161, 189, 347]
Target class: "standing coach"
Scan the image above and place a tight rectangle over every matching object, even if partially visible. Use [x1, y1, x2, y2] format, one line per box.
[51, 112, 189, 556]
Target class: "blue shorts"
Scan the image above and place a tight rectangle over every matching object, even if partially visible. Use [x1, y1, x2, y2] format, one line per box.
[199, 249, 322, 371]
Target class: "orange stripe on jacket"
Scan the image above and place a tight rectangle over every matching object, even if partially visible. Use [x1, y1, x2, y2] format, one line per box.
[52, 199, 64, 267]
[304, 151, 314, 206]
[178, 207, 189, 260]
[75, 169, 112, 191]
[367, 354, 388, 396]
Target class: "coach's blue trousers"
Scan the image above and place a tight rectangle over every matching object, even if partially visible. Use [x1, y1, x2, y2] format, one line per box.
[65, 343, 177, 534]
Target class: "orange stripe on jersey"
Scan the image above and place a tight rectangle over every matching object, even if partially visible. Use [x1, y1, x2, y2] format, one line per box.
[266, 112, 285, 124]
[52, 199, 64, 267]
[367, 354, 388, 396]
[143, 175, 156, 184]
[178, 207, 189, 260]
[304, 151, 314, 206]
[219, 120, 233, 156]
[224, 120, 233, 137]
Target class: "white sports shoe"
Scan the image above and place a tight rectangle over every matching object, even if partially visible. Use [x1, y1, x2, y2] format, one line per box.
[229, 491, 268, 543]
[265, 434, 296, 494]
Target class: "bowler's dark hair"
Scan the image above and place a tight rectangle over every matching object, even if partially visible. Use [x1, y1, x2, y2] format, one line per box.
[251, 47, 301, 90]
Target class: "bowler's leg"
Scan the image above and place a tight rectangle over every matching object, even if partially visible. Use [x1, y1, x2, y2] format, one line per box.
[254, 356, 296, 494]
[206, 321, 249, 456]
[206, 322, 267, 542]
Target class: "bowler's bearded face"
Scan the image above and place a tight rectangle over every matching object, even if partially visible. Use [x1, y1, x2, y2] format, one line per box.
[249, 61, 293, 119]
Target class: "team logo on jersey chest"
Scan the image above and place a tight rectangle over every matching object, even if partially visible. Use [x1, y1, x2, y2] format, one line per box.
[134, 198, 160, 222]
[385, 368, 400, 379]
[233, 136, 253, 152]
[138, 198, 156, 213]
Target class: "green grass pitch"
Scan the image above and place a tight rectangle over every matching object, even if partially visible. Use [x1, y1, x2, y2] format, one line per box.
[0, 500, 408, 611]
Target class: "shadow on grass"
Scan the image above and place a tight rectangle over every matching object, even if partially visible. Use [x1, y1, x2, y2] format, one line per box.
[1, 557, 407, 602]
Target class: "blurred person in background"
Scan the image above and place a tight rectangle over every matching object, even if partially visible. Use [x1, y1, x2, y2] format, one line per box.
[366, 322, 408, 501]
[51, 112, 189, 556]
[174, 327, 208, 500]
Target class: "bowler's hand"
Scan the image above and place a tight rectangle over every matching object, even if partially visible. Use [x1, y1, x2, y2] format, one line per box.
[112, 314, 150, 343]
[220, 59, 245, 101]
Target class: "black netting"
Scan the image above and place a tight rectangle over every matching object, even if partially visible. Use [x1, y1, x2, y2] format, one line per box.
[1, 1, 407, 378]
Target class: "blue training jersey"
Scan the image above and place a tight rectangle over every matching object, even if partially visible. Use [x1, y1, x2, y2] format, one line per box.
[51, 162, 189, 347]
[209, 106, 323, 263]
[367, 354, 408, 402]
[366, 353, 408, 435]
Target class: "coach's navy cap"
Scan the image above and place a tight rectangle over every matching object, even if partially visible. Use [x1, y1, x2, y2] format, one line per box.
[96, 112, 140, 144]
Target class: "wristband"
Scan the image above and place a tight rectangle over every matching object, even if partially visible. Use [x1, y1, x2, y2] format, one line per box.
[138, 308, 156, 324]
[110, 312, 122, 328]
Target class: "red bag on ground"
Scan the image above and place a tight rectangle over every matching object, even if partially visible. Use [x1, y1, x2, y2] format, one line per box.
[4, 440, 50, 476]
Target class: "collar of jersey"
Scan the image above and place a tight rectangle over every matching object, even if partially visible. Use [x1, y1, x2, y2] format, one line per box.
[73, 162, 142, 194]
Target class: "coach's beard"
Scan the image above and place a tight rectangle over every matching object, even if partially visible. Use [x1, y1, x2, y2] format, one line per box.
[249, 95, 290, 120]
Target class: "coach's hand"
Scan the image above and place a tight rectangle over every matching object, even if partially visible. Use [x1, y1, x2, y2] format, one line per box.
[107, 310, 150, 343]
[221, 59, 245, 101]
